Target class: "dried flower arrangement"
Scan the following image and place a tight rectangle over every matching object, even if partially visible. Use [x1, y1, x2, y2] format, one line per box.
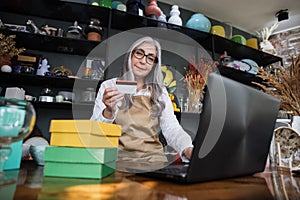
[252, 54, 300, 116]
[184, 56, 213, 112]
[0, 33, 25, 59]
[256, 23, 279, 55]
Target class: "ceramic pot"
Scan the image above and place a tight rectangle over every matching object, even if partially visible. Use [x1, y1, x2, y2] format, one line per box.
[231, 35, 247, 45]
[85, 18, 103, 42]
[186, 13, 211, 33]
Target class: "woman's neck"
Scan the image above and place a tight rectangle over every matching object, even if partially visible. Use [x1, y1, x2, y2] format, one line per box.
[136, 79, 146, 92]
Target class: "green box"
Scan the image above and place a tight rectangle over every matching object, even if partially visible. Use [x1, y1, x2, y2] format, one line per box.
[44, 146, 118, 163]
[44, 161, 116, 179]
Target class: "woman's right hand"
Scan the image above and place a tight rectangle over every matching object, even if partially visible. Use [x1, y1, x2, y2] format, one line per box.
[102, 87, 124, 118]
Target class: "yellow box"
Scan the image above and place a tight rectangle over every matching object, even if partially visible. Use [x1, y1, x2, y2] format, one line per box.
[49, 120, 121, 136]
[50, 132, 119, 148]
[49, 120, 121, 148]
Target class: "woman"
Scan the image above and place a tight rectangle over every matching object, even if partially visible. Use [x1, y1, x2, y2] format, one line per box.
[91, 36, 193, 166]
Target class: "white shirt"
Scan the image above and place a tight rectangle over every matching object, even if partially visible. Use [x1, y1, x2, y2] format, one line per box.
[91, 78, 193, 158]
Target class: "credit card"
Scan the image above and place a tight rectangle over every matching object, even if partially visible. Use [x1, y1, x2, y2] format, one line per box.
[116, 80, 137, 94]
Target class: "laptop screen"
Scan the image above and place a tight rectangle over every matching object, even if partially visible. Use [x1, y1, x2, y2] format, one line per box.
[187, 72, 281, 182]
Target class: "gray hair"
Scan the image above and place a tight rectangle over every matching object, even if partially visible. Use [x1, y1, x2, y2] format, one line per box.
[119, 36, 165, 118]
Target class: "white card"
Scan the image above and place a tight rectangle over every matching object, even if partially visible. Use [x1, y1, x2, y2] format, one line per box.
[116, 80, 137, 94]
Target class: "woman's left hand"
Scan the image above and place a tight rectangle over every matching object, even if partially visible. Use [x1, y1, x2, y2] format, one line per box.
[102, 87, 124, 119]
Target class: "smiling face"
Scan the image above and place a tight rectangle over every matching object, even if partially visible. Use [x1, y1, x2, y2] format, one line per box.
[131, 42, 157, 82]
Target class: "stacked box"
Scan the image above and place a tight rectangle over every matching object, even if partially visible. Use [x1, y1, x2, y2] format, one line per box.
[44, 120, 121, 179]
[49, 120, 121, 148]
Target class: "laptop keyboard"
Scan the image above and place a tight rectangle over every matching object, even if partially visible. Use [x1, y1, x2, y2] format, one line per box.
[155, 163, 189, 177]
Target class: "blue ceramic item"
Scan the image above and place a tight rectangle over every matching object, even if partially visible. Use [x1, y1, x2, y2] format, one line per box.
[241, 59, 259, 75]
[186, 13, 211, 32]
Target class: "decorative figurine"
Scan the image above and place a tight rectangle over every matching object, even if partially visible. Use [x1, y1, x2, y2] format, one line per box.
[256, 23, 279, 55]
[66, 21, 83, 39]
[26, 19, 47, 35]
[168, 5, 182, 26]
[36, 58, 50, 76]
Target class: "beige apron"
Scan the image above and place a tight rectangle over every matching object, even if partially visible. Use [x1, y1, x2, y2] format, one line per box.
[115, 95, 168, 165]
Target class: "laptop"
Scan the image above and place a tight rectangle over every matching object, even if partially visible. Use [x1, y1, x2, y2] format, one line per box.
[139, 72, 281, 183]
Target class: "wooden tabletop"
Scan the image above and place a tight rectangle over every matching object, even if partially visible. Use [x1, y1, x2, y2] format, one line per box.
[1, 161, 300, 199]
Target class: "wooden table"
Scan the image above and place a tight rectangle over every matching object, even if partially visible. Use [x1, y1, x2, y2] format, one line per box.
[1, 161, 300, 199]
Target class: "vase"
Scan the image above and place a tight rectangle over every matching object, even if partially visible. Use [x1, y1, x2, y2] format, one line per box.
[100, 0, 112, 8]
[126, 0, 146, 16]
[145, 0, 161, 19]
[187, 89, 203, 113]
[186, 13, 211, 33]
[157, 11, 167, 28]
[292, 116, 300, 135]
[168, 5, 182, 26]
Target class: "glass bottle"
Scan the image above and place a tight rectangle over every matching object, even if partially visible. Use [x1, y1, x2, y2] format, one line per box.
[82, 59, 92, 79]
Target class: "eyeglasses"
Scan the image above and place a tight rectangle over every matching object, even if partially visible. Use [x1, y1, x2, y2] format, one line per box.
[133, 49, 157, 65]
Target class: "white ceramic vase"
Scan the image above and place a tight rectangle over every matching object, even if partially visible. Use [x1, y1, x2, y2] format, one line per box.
[168, 5, 182, 26]
[292, 116, 300, 135]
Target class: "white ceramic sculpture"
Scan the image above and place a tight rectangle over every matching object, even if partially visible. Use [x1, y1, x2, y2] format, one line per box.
[168, 5, 182, 26]
[36, 58, 50, 76]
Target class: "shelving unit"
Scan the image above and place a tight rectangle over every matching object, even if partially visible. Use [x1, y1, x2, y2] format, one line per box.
[0, 72, 101, 89]
[0, 0, 282, 140]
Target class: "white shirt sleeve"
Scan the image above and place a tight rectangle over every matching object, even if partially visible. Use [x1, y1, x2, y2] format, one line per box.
[90, 78, 118, 123]
[159, 88, 193, 157]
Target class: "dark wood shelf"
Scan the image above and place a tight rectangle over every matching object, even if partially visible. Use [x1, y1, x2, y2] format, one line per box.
[0, 0, 110, 26]
[0, 29, 101, 56]
[0, 72, 101, 89]
[217, 65, 264, 88]
[0, 0, 282, 89]
[213, 35, 282, 66]
[110, 10, 281, 67]
[1, 0, 282, 67]
[32, 101, 94, 109]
